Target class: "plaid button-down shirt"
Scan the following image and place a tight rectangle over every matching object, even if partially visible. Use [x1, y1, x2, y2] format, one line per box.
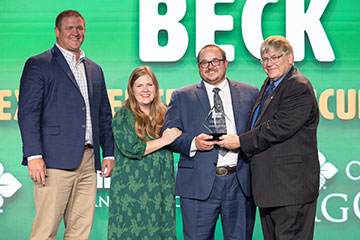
[56, 43, 93, 145]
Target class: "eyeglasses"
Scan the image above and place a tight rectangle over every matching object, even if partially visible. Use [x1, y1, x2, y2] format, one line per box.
[260, 54, 283, 64]
[198, 58, 225, 69]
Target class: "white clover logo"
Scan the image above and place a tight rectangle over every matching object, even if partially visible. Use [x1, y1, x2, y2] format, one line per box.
[318, 151, 338, 190]
[0, 163, 22, 214]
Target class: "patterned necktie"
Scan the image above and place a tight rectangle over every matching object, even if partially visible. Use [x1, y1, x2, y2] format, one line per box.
[213, 87, 228, 156]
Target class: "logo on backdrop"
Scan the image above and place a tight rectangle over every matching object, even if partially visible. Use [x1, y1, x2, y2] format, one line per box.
[316, 152, 360, 223]
[318, 150, 338, 190]
[0, 163, 22, 214]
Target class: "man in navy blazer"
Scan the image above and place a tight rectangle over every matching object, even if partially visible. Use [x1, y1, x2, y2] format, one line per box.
[163, 44, 258, 240]
[18, 10, 114, 239]
[218, 36, 320, 240]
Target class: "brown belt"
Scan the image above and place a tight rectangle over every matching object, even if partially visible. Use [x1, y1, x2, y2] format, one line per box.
[216, 166, 237, 176]
[84, 144, 93, 150]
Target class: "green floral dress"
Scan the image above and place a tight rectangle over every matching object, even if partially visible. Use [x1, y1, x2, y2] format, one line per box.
[108, 106, 176, 240]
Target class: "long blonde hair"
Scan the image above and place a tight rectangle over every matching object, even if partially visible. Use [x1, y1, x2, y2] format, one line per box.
[124, 66, 166, 141]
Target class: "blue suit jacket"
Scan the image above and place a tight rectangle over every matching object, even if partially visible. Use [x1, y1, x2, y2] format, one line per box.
[18, 45, 114, 171]
[163, 79, 258, 200]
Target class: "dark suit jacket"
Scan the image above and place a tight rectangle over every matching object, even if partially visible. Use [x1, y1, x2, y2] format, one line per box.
[18, 45, 114, 171]
[163, 79, 258, 200]
[240, 66, 320, 208]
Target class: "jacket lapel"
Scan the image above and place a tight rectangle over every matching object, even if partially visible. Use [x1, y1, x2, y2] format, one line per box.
[254, 78, 271, 126]
[195, 81, 211, 116]
[83, 58, 93, 98]
[255, 66, 294, 126]
[228, 79, 240, 131]
[246, 79, 267, 130]
[52, 45, 80, 90]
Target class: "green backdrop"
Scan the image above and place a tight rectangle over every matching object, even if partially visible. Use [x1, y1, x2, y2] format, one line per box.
[0, 0, 359, 239]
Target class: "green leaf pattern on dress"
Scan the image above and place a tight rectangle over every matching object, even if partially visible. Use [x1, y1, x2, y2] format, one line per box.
[108, 107, 176, 240]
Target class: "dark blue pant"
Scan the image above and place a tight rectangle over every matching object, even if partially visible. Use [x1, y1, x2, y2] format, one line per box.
[180, 173, 255, 240]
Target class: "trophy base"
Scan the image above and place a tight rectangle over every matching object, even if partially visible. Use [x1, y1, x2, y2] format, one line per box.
[207, 133, 225, 141]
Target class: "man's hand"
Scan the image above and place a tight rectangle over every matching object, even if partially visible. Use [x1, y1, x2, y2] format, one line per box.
[195, 133, 216, 151]
[215, 134, 241, 150]
[100, 159, 114, 177]
[28, 158, 47, 185]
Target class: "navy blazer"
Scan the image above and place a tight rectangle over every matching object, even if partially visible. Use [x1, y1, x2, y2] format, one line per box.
[18, 45, 114, 171]
[163, 79, 258, 200]
[240, 66, 320, 208]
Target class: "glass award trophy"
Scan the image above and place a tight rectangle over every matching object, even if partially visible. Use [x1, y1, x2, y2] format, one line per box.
[202, 106, 231, 141]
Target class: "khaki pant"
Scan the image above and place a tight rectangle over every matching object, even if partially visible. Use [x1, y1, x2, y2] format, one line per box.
[30, 148, 97, 240]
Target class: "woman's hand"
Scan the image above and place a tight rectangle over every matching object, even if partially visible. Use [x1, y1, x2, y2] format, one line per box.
[143, 128, 182, 156]
[162, 128, 182, 145]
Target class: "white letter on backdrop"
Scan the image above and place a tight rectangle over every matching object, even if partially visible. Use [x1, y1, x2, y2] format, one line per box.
[242, 0, 277, 60]
[139, 0, 188, 62]
[321, 193, 349, 223]
[286, 0, 334, 61]
[196, 0, 235, 61]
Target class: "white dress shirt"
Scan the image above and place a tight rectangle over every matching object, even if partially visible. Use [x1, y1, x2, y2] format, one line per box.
[190, 78, 239, 167]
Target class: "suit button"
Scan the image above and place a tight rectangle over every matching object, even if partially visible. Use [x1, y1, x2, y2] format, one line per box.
[82, 124, 86, 128]
[82, 107, 85, 111]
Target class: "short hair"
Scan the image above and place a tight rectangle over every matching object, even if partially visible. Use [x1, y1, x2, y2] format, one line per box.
[260, 36, 293, 57]
[197, 44, 227, 63]
[55, 10, 85, 29]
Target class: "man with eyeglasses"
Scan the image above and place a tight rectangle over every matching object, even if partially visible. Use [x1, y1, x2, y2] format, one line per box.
[163, 44, 258, 239]
[218, 36, 320, 240]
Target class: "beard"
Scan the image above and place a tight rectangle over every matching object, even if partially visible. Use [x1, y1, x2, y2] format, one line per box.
[200, 68, 226, 86]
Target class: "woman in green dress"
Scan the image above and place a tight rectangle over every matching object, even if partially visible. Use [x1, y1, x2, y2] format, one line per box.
[108, 66, 181, 240]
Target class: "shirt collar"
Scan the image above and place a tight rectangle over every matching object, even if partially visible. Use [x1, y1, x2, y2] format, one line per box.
[55, 43, 85, 63]
[203, 77, 229, 93]
[272, 66, 292, 88]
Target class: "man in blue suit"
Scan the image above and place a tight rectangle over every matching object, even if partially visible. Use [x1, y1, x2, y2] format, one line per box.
[163, 44, 258, 240]
[18, 10, 114, 239]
